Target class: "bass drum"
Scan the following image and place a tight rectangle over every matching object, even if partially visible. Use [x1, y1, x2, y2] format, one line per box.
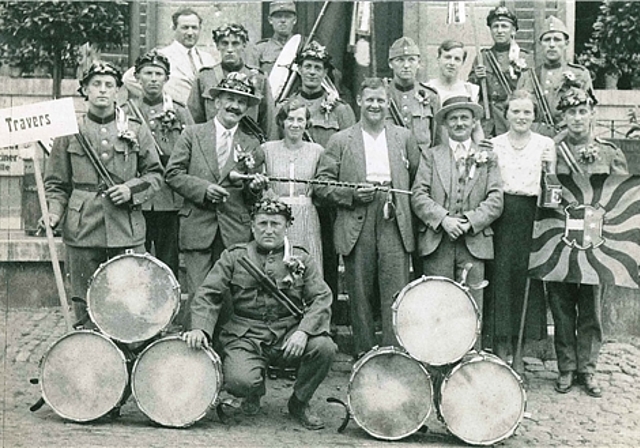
[40, 330, 130, 422]
[438, 351, 527, 446]
[131, 335, 223, 427]
[348, 346, 433, 441]
[393, 276, 480, 366]
[87, 252, 180, 344]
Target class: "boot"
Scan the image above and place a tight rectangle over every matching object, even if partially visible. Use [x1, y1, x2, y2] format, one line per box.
[287, 394, 324, 430]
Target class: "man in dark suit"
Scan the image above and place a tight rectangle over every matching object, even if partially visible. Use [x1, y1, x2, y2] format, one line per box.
[165, 72, 267, 326]
[182, 198, 335, 430]
[314, 78, 420, 356]
[411, 96, 503, 324]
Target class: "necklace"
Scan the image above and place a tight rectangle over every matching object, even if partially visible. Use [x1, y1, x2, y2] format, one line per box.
[507, 132, 531, 151]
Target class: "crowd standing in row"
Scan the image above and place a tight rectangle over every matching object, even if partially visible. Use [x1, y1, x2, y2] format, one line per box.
[43, 2, 629, 430]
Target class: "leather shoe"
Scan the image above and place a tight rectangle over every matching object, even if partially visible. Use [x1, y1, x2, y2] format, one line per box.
[241, 394, 261, 416]
[578, 373, 602, 398]
[554, 371, 574, 393]
[288, 395, 325, 430]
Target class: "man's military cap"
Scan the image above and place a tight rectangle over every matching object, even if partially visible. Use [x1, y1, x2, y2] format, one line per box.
[388, 37, 420, 60]
[557, 87, 597, 112]
[210, 72, 261, 107]
[296, 41, 332, 68]
[134, 49, 170, 75]
[212, 23, 250, 44]
[486, 6, 518, 30]
[252, 197, 294, 222]
[539, 16, 570, 40]
[78, 60, 123, 96]
[269, 1, 296, 16]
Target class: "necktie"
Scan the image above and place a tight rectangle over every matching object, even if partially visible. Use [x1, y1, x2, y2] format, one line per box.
[456, 143, 467, 176]
[188, 48, 199, 75]
[218, 130, 232, 168]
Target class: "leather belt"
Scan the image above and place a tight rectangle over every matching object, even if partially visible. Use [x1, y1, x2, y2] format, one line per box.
[74, 183, 107, 192]
[234, 309, 294, 322]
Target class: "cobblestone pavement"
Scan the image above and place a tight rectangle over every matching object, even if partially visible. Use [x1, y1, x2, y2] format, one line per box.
[1, 308, 639, 447]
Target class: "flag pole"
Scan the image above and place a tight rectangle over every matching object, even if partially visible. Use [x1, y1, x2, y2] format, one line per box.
[469, 2, 491, 119]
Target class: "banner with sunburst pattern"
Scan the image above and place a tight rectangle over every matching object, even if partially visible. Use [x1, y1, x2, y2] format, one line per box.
[528, 174, 640, 289]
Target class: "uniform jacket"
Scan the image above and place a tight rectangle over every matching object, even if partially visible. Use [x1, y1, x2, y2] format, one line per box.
[190, 241, 332, 341]
[468, 46, 534, 136]
[45, 113, 163, 248]
[411, 142, 504, 259]
[187, 63, 276, 140]
[385, 81, 440, 152]
[164, 120, 264, 251]
[247, 36, 286, 75]
[517, 61, 594, 127]
[287, 90, 356, 148]
[555, 136, 628, 175]
[313, 122, 420, 255]
[122, 41, 217, 104]
[122, 97, 194, 211]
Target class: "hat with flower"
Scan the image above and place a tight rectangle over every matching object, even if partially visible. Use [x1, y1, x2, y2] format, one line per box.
[296, 41, 332, 68]
[212, 23, 250, 44]
[210, 72, 261, 107]
[252, 197, 294, 222]
[134, 49, 170, 75]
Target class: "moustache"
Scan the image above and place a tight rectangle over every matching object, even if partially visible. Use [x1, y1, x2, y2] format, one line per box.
[225, 107, 243, 115]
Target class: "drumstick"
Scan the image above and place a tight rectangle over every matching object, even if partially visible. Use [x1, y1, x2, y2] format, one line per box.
[513, 277, 530, 375]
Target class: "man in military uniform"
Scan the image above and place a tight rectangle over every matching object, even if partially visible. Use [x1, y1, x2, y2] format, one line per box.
[121, 50, 194, 278]
[286, 41, 356, 325]
[166, 72, 268, 327]
[247, 1, 299, 75]
[469, 6, 534, 137]
[188, 24, 275, 140]
[517, 16, 594, 133]
[182, 198, 336, 430]
[44, 61, 163, 322]
[549, 87, 628, 398]
[385, 37, 439, 152]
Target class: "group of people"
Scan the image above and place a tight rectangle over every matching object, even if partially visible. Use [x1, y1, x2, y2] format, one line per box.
[43, 2, 629, 431]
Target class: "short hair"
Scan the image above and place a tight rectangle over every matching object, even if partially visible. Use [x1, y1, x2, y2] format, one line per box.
[172, 8, 202, 28]
[276, 98, 311, 132]
[504, 89, 539, 121]
[357, 77, 387, 96]
[437, 40, 467, 61]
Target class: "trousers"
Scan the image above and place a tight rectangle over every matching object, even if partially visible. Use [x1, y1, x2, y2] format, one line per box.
[143, 210, 180, 278]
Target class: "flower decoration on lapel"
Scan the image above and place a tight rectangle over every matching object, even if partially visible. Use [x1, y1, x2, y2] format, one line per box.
[280, 237, 306, 290]
[509, 57, 527, 79]
[578, 144, 599, 164]
[415, 89, 433, 118]
[320, 91, 338, 120]
[234, 144, 256, 171]
[155, 93, 185, 139]
[116, 106, 139, 160]
[467, 150, 490, 179]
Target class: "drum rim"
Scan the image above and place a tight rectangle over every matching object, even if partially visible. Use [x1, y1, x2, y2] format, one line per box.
[87, 252, 181, 344]
[392, 275, 481, 366]
[438, 351, 527, 446]
[347, 346, 433, 441]
[131, 335, 223, 428]
[39, 330, 129, 422]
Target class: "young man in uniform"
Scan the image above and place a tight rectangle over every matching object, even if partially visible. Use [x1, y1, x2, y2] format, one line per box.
[121, 50, 194, 278]
[248, 1, 299, 75]
[188, 24, 275, 140]
[44, 61, 163, 322]
[182, 198, 336, 430]
[469, 6, 534, 137]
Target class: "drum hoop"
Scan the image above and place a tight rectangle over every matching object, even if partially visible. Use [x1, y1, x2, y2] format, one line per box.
[131, 335, 223, 428]
[438, 351, 527, 446]
[392, 275, 481, 366]
[347, 346, 433, 441]
[87, 252, 181, 344]
[40, 330, 129, 422]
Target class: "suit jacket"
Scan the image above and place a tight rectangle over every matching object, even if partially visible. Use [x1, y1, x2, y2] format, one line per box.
[164, 120, 264, 251]
[313, 122, 420, 256]
[191, 241, 332, 340]
[411, 142, 503, 259]
[123, 41, 217, 104]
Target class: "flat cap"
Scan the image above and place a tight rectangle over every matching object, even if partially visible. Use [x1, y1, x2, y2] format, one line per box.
[486, 6, 518, 30]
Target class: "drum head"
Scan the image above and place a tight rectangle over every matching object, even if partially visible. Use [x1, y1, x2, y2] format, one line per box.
[88, 253, 180, 343]
[439, 353, 526, 445]
[394, 277, 479, 365]
[41, 331, 128, 422]
[348, 347, 432, 440]
[131, 336, 222, 427]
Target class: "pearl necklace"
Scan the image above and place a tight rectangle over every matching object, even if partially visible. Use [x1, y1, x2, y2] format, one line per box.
[508, 133, 532, 151]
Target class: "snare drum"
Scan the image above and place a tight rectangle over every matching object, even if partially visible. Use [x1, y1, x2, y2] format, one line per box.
[438, 351, 526, 446]
[131, 335, 223, 427]
[348, 346, 433, 441]
[40, 330, 130, 422]
[87, 252, 180, 343]
[392, 276, 480, 366]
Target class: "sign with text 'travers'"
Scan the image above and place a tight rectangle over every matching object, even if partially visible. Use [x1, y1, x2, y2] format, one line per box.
[0, 98, 77, 147]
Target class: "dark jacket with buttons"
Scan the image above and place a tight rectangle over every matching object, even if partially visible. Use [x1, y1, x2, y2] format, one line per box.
[44, 112, 163, 248]
[190, 241, 332, 341]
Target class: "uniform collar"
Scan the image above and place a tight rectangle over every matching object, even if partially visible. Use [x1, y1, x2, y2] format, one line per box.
[87, 111, 116, 124]
[394, 82, 415, 92]
[256, 242, 286, 255]
[543, 60, 563, 70]
[142, 95, 163, 106]
[300, 88, 324, 100]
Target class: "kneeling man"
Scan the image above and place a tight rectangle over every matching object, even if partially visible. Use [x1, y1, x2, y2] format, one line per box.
[182, 198, 336, 430]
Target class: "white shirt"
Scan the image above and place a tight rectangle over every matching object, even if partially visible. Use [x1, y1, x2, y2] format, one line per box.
[362, 128, 391, 183]
[491, 132, 556, 196]
[214, 118, 238, 143]
[449, 138, 472, 161]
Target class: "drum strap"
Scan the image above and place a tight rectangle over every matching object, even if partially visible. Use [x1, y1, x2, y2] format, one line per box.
[30, 396, 46, 412]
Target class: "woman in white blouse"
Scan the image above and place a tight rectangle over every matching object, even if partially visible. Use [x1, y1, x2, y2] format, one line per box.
[485, 90, 556, 367]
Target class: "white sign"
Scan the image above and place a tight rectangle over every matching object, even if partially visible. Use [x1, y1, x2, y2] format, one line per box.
[0, 98, 78, 147]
